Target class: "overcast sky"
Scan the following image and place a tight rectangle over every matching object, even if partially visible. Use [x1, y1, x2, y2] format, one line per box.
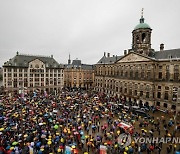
[0, 0, 180, 67]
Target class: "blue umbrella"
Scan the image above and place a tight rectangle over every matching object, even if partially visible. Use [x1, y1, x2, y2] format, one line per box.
[80, 131, 84, 135]
[129, 147, 134, 153]
[6, 145, 11, 150]
[44, 113, 48, 117]
[36, 142, 41, 148]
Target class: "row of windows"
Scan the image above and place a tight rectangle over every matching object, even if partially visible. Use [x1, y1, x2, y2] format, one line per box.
[4, 68, 63, 73]
[96, 67, 179, 81]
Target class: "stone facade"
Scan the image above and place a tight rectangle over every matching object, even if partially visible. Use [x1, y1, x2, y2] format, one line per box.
[64, 59, 94, 89]
[95, 14, 180, 110]
[3, 53, 64, 94]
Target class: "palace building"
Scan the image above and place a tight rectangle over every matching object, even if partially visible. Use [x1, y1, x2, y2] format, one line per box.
[3, 52, 64, 94]
[95, 12, 180, 110]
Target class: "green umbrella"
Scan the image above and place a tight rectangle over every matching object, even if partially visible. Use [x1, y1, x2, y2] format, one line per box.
[54, 124, 59, 129]
[12, 141, 18, 146]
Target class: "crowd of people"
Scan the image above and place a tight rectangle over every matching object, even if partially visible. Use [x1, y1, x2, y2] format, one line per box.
[0, 89, 180, 154]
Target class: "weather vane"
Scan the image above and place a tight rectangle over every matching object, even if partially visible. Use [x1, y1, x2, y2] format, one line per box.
[141, 8, 144, 17]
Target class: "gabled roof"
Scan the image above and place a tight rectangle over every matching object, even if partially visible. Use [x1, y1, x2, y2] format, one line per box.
[65, 59, 94, 70]
[116, 51, 156, 63]
[3, 53, 64, 68]
[97, 55, 122, 64]
[96, 48, 180, 64]
[154, 49, 180, 60]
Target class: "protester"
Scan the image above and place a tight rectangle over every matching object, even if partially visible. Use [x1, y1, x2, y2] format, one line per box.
[0, 88, 179, 154]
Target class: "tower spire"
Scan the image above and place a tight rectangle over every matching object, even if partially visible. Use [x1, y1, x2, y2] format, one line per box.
[68, 53, 71, 64]
[140, 8, 144, 23]
[141, 8, 144, 18]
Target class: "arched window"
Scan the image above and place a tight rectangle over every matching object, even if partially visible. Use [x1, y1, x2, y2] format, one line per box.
[142, 33, 146, 42]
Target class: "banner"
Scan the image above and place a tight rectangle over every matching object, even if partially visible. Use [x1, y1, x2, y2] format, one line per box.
[100, 145, 107, 154]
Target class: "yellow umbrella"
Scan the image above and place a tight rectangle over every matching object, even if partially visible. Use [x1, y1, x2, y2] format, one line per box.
[24, 134, 28, 138]
[72, 145, 76, 149]
[125, 147, 128, 151]
[47, 141, 52, 145]
[85, 135, 89, 138]
[0, 128, 4, 131]
[61, 138, 64, 143]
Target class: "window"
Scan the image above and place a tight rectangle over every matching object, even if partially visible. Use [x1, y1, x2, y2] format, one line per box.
[166, 65, 170, 80]
[158, 86, 161, 90]
[130, 70, 133, 78]
[174, 65, 179, 81]
[147, 71, 151, 80]
[172, 87, 178, 101]
[157, 92, 161, 99]
[142, 33, 146, 42]
[134, 90, 137, 96]
[165, 86, 169, 90]
[140, 91, 143, 96]
[135, 71, 138, 79]
[164, 92, 168, 100]
[158, 72, 162, 79]
[146, 92, 149, 98]
[141, 71, 144, 79]
[159, 66, 162, 69]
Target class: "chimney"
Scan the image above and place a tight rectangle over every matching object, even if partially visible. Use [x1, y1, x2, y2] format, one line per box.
[124, 50, 127, 55]
[104, 52, 106, 57]
[51, 55, 53, 58]
[160, 43, 164, 51]
[107, 53, 110, 57]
